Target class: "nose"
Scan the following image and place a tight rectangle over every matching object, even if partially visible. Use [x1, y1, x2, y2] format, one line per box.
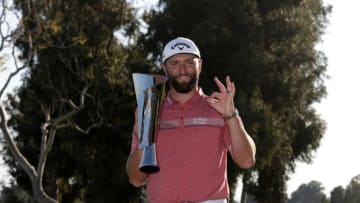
[178, 62, 187, 74]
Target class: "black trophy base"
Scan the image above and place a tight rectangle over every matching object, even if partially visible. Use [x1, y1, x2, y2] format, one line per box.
[140, 165, 160, 173]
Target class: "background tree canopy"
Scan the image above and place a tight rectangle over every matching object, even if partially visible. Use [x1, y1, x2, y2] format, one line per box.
[286, 175, 360, 203]
[0, 0, 331, 202]
[287, 180, 328, 203]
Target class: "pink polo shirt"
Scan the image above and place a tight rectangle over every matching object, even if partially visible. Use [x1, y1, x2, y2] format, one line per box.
[130, 88, 231, 203]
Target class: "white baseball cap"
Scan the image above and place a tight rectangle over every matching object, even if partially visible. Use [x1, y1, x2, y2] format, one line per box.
[161, 37, 201, 63]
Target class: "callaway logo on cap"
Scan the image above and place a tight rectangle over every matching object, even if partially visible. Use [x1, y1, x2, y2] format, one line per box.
[161, 37, 201, 63]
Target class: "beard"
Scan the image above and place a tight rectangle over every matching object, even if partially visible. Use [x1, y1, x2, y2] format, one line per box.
[167, 72, 197, 93]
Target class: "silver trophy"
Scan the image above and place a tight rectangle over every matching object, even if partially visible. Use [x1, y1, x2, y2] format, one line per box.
[133, 73, 167, 173]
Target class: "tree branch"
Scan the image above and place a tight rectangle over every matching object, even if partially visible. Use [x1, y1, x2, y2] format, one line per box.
[0, 35, 33, 99]
[0, 105, 37, 181]
[50, 85, 88, 128]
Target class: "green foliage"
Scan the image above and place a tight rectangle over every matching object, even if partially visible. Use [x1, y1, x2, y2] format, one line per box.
[287, 180, 329, 203]
[0, 55, 7, 72]
[289, 176, 360, 203]
[330, 186, 346, 203]
[344, 175, 360, 203]
[0, 184, 37, 203]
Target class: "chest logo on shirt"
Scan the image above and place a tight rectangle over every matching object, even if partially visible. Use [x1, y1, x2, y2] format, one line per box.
[160, 117, 224, 129]
[192, 117, 208, 125]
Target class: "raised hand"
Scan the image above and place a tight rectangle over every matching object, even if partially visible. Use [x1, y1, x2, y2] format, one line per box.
[207, 75, 236, 118]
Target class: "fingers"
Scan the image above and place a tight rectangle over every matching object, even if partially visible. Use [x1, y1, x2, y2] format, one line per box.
[226, 76, 235, 92]
[214, 76, 226, 92]
[208, 76, 236, 115]
[214, 75, 235, 94]
[208, 92, 223, 101]
[226, 76, 231, 91]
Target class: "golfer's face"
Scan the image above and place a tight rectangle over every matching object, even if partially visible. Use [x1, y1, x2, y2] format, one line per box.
[163, 54, 201, 93]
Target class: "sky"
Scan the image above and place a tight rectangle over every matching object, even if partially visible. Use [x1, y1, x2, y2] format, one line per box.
[1, 0, 360, 199]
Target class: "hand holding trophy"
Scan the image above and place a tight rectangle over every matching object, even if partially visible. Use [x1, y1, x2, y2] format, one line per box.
[132, 73, 167, 173]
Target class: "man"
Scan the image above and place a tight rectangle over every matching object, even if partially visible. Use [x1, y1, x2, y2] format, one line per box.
[126, 37, 256, 203]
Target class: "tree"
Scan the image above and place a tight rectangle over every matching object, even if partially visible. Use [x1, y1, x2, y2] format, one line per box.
[330, 186, 345, 203]
[1, 0, 57, 202]
[287, 180, 328, 203]
[1, 0, 141, 202]
[0, 183, 36, 203]
[343, 175, 360, 203]
[139, 0, 331, 202]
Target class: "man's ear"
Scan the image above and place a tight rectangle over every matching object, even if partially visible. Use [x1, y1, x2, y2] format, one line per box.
[198, 58, 203, 74]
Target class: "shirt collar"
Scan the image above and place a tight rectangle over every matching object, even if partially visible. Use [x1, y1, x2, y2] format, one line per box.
[166, 88, 205, 110]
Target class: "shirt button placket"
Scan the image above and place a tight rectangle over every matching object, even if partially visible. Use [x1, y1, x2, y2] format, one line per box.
[179, 107, 185, 128]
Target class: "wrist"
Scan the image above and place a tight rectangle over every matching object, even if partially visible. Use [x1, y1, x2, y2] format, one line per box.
[223, 108, 239, 120]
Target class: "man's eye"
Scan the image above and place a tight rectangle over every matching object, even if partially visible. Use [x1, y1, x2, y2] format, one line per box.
[186, 60, 195, 65]
[170, 61, 178, 66]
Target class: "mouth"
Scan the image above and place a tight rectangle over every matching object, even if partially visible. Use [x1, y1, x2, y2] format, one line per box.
[177, 76, 191, 82]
